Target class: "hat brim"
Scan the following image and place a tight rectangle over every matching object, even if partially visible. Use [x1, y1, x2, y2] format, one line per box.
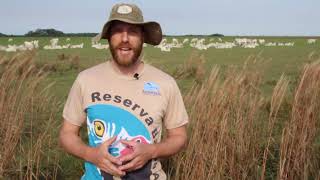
[100, 18, 162, 46]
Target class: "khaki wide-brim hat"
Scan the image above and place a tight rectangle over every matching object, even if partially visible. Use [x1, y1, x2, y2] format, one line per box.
[100, 3, 162, 46]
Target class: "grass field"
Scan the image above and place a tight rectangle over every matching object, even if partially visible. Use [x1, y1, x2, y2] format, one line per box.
[0, 36, 319, 179]
[1, 36, 319, 97]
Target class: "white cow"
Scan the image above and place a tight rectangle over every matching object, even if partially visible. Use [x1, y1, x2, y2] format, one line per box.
[258, 39, 265, 44]
[70, 43, 84, 49]
[24, 41, 34, 50]
[265, 42, 277, 47]
[5, 45, 18, 52]
[62, 44, 71, 49]
[285, 42, 294, 46]
[307, 39, 316, 44]
[23, 40, 39, 50]
[92, 43, 109, 50]
[160, 45, 171, 52]
[182, 38, 189, 44]
[171, 38, 183, 48]
[44, 38, 63, 50]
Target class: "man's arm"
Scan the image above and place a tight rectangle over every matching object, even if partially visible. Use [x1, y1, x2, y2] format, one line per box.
[59, 120, 125, 176]
[152, 125, 188, 158]
[118, 125, 188, 172]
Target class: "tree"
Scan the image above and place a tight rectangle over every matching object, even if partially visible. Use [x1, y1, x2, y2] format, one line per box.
[0, 33, 7, 37]
[209, 33, 224, 37]
[25, 28, 64, 37]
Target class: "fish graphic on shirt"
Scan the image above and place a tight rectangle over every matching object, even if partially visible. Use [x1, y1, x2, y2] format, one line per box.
[87, 118, 151, 157]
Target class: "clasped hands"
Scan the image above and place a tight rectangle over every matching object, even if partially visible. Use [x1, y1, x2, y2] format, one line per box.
[89, 136, 156, 177]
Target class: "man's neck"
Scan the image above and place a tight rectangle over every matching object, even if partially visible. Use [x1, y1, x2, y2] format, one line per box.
[111, 59, 143, 76]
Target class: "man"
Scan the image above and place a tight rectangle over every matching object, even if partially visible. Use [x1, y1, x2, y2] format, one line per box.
[59, 3, 188, 180]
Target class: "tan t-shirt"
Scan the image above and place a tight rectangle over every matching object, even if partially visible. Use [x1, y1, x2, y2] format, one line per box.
[63, 61, 188, 180]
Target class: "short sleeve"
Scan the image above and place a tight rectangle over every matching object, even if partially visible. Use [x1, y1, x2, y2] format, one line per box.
[163, 80, 189, 129]
[62, 76, 86, 126]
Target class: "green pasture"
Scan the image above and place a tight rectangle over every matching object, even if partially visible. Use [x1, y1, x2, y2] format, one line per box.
[1, 36, 319, 100]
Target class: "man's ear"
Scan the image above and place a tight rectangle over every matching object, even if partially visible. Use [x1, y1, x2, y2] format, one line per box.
[107, 26, 112, 43]
[106, 29, 112, 41]
[106, 21, 114, 40]
[141, 26, 145, 42]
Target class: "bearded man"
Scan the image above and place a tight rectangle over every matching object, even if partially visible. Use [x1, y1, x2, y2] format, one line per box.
[59, 3, 188, 180]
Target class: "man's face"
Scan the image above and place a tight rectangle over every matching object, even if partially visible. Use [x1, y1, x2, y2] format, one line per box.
[108, 21, 144, 67]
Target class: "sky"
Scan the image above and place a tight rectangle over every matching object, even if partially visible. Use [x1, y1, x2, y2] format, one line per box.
[1, 0, 319, 36]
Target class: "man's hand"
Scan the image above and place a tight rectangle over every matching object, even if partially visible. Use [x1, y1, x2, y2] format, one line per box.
[86, 136, 126, 176]
[117, 125, 187, 172]
[118, 140, 156, 172]
[59, 121, 126, 177]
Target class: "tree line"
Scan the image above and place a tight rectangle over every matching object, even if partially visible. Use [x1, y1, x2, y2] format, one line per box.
[0, 29, 98, 37]
[1, 29, 224, 37]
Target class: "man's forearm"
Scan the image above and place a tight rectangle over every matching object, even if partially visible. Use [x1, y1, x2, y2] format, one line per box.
[152, 134, 187, 159]
[59, 131, 93, 162]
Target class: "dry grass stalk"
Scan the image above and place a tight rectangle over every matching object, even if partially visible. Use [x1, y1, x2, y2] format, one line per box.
[278, 61, 320, 180]
[173, 51, 206, 82]
[260, 75, 289, 180]
[171, 59, 271, 179]
[0, 51, 40, 175]
[0, 51, 60, 179]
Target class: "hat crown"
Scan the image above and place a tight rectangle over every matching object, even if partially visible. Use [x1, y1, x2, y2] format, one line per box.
[100, 3, 163, 45]
[109, 3, 144, 23]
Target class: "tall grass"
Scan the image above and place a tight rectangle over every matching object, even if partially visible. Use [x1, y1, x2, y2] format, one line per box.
[167, 55, 320, 180]
[1, 51, 319, 179]
[0, 51, 61, 179]
[169, 59, 268, 179]
[172, 51, 206, 83]
[278, 61, 320, 179]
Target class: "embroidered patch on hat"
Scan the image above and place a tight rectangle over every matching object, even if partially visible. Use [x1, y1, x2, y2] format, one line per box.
[117, 5, 133, 14]
[143, 82, 161, 96]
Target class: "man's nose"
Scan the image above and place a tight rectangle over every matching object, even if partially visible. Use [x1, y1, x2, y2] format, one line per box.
[121, 31, 129, 43]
